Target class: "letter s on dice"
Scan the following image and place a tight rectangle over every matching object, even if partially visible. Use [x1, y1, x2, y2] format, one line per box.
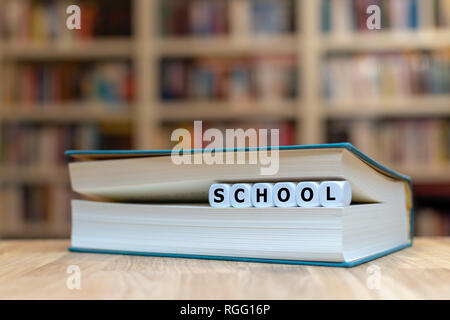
[209, 183, 231, 208]
[209, 181, 351, 208]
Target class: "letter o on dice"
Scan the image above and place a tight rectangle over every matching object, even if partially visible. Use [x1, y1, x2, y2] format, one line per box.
[319, 181, 352, 207]
[273, 182, 297, 207]
[296, 182, 320, 207]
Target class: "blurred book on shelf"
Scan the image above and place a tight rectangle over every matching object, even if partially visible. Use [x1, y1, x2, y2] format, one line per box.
[415, 207, 450, 236]
[0, 122, 132, 238]
[2, 60, 134, 108]
[435, 0, 450, 28]
[0, 0, 131, 43]
[322, 0, 419, 32]
[327, 119, 450, 171]
[322, 50, 450, 102]
[1, 124, 132, 168]
[322, 0, 450, 33]
[160, 55, 298, 103]
[0, 185, 73, 238]
[250, 0, 296, 35]
[162, 121, 296, 149]
[413, 183, 450, 235]
[158, 0, 296, 37]
[159, 0, 229, 36]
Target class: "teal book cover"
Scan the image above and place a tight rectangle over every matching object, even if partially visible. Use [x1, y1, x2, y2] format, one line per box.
[66, 143, 413, 267]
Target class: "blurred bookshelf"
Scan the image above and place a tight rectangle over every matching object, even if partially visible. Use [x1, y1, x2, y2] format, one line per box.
[0, 0, 450, 238]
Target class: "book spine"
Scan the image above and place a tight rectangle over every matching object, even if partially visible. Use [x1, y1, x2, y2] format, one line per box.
[0, 185, 72, 235]
[160, 55, 297, 101]
[322, 51, 450, 101]
[0, 123, 133, 168]
[3, 61, 134, 106]
[327, 119, 450, 171]
[159, 0, 229, 36]
[0, 0, 131, 42]
[320, 0, 442, 32]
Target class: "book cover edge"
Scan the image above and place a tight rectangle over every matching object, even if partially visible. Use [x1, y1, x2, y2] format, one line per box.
[68, 242, 412, 268]
[65, 143, 411, 182]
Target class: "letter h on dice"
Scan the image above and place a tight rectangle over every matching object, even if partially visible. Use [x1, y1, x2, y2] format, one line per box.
[251, 183, 274, 207]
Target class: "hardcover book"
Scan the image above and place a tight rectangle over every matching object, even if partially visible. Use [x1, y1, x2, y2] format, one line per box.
[66, 143, 413, 267]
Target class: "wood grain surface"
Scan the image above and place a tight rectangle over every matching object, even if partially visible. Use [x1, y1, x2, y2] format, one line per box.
[0, 238, 449, 299]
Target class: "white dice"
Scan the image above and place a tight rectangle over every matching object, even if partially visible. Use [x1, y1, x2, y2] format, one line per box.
[273, 182, 297, 207]
[229, 183, 253, 208]
[251, 183, 274, 208]
[296, 182, 320, 207]
[208, 181, 352, 208]
[209, 183, 231, 208]
[319, 181, 352, 207]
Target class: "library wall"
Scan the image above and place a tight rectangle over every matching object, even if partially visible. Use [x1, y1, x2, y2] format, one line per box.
[0, 0, 449, 238]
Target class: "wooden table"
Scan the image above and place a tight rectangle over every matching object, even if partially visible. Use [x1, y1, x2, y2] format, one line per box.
[0, 238, 449, 299]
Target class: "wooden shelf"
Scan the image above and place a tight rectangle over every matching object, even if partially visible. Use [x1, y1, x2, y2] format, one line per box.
[1, 38, 133, 59]
[1, 104, 133, 122]
[321, 30, 450, 51]
[155, 35, 299, 56]
[323, 96, 450, 118]
[158, 100, 299, 121]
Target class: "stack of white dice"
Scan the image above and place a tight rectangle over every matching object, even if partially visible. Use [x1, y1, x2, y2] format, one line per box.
[209, 181, 352, 208]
